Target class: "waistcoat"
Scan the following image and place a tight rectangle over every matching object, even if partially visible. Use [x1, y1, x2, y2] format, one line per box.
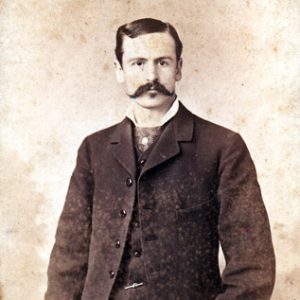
[109, 124, 164, 300]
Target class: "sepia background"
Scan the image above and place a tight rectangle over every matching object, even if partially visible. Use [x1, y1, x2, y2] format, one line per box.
[0, 0, 299, 299]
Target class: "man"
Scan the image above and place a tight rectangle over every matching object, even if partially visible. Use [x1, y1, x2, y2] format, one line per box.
[46, 18, 275, 299]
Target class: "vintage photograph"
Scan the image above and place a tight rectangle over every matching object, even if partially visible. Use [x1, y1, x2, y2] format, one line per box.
[0, 1, 299, 299]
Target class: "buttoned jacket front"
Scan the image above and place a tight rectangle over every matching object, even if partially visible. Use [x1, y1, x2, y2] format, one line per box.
[46, 103, 275, 300]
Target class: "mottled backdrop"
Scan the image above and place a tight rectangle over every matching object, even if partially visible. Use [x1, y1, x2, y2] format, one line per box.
[0, 0, 299, 299]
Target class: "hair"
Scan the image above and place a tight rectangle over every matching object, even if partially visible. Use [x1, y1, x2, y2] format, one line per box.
[115, 18, 183, 66]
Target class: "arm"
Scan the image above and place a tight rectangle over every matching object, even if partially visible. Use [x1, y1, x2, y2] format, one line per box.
[45, 138, 94, 299]
[216, 133, 275, 300]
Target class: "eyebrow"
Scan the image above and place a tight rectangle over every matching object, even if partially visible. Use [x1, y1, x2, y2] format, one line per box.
[126, 57, 146, 63]
[126, 56, 174, 63]
[156, 56, 174, 61]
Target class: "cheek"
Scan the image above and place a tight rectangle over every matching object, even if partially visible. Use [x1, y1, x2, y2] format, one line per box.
[124, 76, 142, 92]
[160, 71, 177, 87]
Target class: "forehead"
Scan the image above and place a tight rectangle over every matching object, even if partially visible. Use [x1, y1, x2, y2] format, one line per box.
[122, 32, 176, 60]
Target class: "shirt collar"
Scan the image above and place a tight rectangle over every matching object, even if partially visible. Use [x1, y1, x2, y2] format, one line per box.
[126, 96, 179, 128]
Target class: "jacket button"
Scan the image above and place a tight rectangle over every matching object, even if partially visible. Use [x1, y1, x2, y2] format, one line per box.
[115, 240, 121, 248]
[126, 178, 133, 187]
[109, 271, 115, 278]
[120, 209, 127, 218]
[134, 250, 142, 257]
[139, 159, 146, 166]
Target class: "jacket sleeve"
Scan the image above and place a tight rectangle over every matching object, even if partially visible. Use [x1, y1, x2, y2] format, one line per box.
[215, 133, 275, 300]
[45, 138, 94, 300]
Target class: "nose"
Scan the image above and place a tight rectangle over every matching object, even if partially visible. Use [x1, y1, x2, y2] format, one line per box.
[145, 62, 158, 82]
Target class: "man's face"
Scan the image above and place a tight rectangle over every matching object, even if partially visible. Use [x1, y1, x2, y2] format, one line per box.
[115, 32, 182, 110]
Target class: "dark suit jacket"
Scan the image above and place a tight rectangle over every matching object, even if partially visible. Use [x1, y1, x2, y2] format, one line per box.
[46, 103, 275, 300]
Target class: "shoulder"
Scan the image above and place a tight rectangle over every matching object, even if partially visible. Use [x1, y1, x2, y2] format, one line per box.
[83, 118, 127, 145]
[183, 106, 253, 172]
[75, 119, 127, 157]
[181, 103, 242, 147]
[194, 114, 236, 138]
[179, 103, 251, 164]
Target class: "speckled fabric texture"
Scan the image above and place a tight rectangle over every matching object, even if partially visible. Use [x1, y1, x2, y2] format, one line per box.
[45, 103, 275, 299]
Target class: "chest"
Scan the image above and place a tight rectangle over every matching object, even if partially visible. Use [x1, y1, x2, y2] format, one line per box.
[91, 142, 219, 227]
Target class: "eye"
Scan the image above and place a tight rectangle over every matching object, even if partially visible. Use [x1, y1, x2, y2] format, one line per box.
[132, 60, 144, 67]
[159, 60, 168, 66]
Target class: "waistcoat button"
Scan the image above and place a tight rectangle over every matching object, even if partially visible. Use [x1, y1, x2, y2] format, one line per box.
[126, 178, 133, 186]
[120, 209, 127, 217]
[133, 221, 139, 228]
[109, 271, 115, 278]
[134, 250, 142, 257]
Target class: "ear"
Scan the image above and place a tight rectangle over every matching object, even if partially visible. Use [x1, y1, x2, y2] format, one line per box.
[114, 60, 124, 83]
[175, 58, 183, 81]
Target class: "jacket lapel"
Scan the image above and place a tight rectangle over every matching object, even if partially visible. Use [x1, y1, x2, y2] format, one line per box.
[110, 118, 137, 177]
[141, 103, 194, 176]
[109, 102, 194, 178]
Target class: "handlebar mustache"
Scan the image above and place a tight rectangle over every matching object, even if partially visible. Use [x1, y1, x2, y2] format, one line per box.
[128, 80, 174, 98]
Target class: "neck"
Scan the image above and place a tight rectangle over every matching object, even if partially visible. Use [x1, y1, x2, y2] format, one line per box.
[133, 97, 175, 127]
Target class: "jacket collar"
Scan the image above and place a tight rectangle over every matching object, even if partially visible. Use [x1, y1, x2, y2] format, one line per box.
[110, 102, 194, 177]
